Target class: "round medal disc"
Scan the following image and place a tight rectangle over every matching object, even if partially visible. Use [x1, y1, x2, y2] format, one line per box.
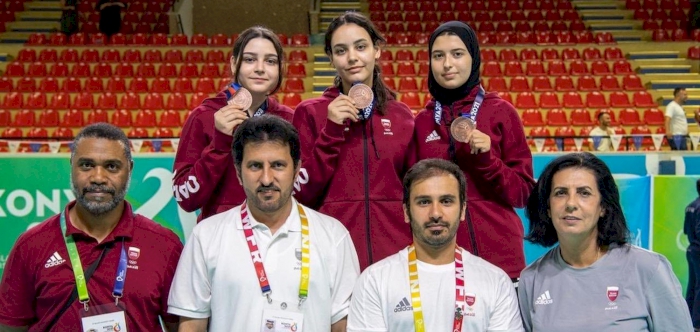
[348, 84, 374, 109]
[450, 117, 475, 143]
[229, 87, 253, 110]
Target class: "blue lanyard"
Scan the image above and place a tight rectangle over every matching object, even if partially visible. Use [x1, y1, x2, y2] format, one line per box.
[60, 211, 129, 306]
[433, 86, 485, 126]
[224, 83, 267, 117]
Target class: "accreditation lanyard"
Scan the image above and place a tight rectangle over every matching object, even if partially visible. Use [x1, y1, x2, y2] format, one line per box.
[224, 83, 267, 116]
[407, 244, 465, 332]
[433, 86, 485, 126]
[240, 201, 310, 306]
[60, 211, 129, 310]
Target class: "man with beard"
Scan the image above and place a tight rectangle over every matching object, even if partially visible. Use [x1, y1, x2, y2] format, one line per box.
[168, 115, 360, 332]
[346, 159, 523, 332]
[0, 123, 183, 332]
[588, 112, 615, 152]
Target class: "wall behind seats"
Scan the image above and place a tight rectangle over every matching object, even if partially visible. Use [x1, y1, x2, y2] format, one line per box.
[193, 0, 309, 36]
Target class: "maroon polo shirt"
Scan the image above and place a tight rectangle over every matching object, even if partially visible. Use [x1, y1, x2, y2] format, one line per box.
[0, 201, 183, 331]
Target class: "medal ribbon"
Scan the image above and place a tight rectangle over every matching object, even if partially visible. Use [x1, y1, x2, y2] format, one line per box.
[407, 244, 465, 332]
[224, 83, 266, 116]
[434, 86, 485, 126]
[240, 201, 310, 304]
[60, 211, 129, 308]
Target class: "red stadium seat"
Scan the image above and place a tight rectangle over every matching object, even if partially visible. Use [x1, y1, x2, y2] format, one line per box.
[13, 109, 35, 127]
[3, 92, 23, 109]
[571, 109, 594, 125]
[282, 93, 302, 108]
[111, 109, 132, 128]
[37, 109, 59, 127]
[633, 91, 657, 107]
[84, 77, 104, 92]
[15, 77, 36, 92]
[400, 92, 422, 109]
[97, 92, 118, 109]
[143, 93, 164, 110]
[25, 92, 47, 109]
[151, 77, 172, 93]
[38, 49, 58, 63]
[158, 109, 181, 127]
[48, 92, 69, 110]
[554, 76, 575, 91]
[16, 49, 36, 62]
[515, 92, 537, 108]
[521, 109, 545, 126]
[200, 63, 221, 77]
[0, 77, 13, 92]
[164, 49, 183, 63]
[136, 63, 156, 77]
[106, 77, 127, 93]
[166, 93, 188, 110]
[72, 92, 94, 110]
[586, 92, 609, 108]
[119, 93, 141, 110]
[643, 108, 665, 125]
[61, 109, 85, 127]
[613, 60, 634, 75]
[185, 49, 204, 62]
[129, 77, 150, 93]
[171, 33, 188, 45]
[287, 63, 307, 78]
[562, 92, 584, 108]
[530, 76, 552, 91]
[134, 109, 157, 127]
[101, 49, 121, 63]
[86, 109, 109, 124]
[619, 108, 643, 125]
[600, 76, 621, 91]
[143, 49, 163, 63]
[173, 77, 194, 93]
[5, 62, 25, 76]
[191, 33, 209, 46]
[94, 62, 113, 78]
[158, 63, 177, 77]
[547, 109, 569, 125]
[0, 109, 9, 127]
[591, 61, 611, 75]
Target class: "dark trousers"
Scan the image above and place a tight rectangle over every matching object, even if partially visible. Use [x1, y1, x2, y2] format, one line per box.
[670, 136, 689, 151]
[687, 249, 700, 327]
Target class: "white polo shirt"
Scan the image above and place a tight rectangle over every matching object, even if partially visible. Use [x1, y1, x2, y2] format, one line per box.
[347, 248, 524, 332]
[665, 101, 688, 135]
[167, 199, 360, 331]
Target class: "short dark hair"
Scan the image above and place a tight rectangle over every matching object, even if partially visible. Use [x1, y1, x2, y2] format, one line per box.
[232, 115, 300, 170]
[696, 178, 700, 196]
[71, 123, 132, 163]
[674, 87, 685, 97]
[324, 11, 396, 115]
[403, 159, 466, 209]
[525, 152, 629, 247]
[232, 26, 284, 94]
[597, 111, 609, 121]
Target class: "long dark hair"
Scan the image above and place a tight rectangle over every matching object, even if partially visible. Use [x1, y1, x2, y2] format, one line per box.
[525, 152, 629, 247]
[231, 26, 284, 95]
[324, 11, 396, 115]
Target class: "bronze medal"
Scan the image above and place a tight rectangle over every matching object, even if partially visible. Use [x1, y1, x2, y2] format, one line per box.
[348, 84, 373, 109]
[450, 117, 474, 143]
[229, 87, 253, 110]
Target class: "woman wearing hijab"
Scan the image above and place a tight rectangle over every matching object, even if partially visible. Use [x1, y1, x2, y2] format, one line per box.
[411, 21, 535, 284]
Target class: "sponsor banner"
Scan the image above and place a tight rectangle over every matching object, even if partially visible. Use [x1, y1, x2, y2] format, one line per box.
[651, 175, 700, 295]
[0, 154, 699, 280]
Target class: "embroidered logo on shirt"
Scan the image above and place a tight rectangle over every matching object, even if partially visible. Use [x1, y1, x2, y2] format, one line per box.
[605, 286, 619, 310]
[535, 290, 553, 305]
[381, 119, 393, 135]
[425, 130, 440, 143]
[44, 251, 66, 268]
[127, 247, 140, 270]
[465, 293, 476, 306]
[393, 297, 413, 312]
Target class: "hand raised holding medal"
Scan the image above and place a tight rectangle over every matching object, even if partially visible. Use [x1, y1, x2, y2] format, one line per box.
[214, 86, 253, 136]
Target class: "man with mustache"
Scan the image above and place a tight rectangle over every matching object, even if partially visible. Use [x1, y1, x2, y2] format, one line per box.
[346, 159, 523, 332]
[0, 123, 183, 332]
[168, 115, 360, 332]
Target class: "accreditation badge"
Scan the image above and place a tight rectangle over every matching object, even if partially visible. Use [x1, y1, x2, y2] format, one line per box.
[261, 300, 304, 332]
[80, 302, 128, 332]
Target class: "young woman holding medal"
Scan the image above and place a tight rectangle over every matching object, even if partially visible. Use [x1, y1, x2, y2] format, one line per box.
[411, 21, 535, 283]
[292, 12, 415, 270]
[173, 26, 294, 221]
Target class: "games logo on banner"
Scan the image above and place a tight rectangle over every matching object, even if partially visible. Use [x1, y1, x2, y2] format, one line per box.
[652, 175, 700, 295]
[0, 156, 197, 277]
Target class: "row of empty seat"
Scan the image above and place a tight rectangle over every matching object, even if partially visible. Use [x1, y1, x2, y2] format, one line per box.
[626, 0, 693, 10]
[370, 10, 581, 24]
[521, 108, 666, 126]
[0, 91, 304, 110]
[375, 19, 588, 34]
[2, 61, 308, 78]
[12, 48, 309, 63]
[24, 32, 310, 46]
[0, 76, 308, 93]
[368, 0, 575, 12]
[378, 59, 635, 78]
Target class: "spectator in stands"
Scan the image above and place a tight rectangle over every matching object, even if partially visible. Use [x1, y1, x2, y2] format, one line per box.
[588, 112, 614, 152]
[59, 0, 79, 36]
[0, 123, 182, 331]
[519, 152, 692, 332]
[173, 26, 293, 221]
[292, 11, 415, 271]
[685, 179, 700, 330]
[95, 0, 125, 37]
[411, 21, 535, 285]
[666, 87, 689, 150]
